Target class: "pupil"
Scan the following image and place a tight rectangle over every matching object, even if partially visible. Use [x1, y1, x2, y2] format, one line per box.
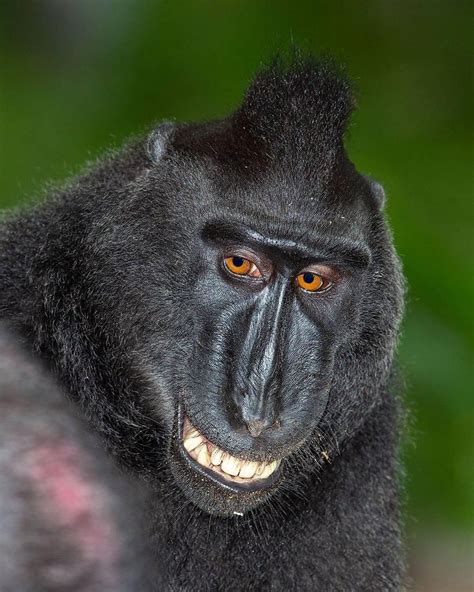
[233, 256, 244, 267]
[303, 272, 314, 284]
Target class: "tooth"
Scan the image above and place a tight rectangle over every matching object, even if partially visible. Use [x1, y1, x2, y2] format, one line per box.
[258, 464, 273, 479]
[186, 428, 200, 439]
[184, 434, 203, 453]
[255, 462, 266, 476]
[259, 460, 278, 479]
[239, 461, 258, 479]
[183, 435, 203, 453]
[211, 447, 224, 466]
[197, 443, 211, 467]
[221, 454, 242, 476]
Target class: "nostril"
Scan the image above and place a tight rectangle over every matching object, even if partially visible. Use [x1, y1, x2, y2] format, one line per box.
[244, 419, 279, 438]
[245, 420, 266, 438]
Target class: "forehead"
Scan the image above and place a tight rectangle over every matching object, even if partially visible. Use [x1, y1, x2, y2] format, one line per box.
[196, 166, 374, 269]
[202, 161, 373, 248]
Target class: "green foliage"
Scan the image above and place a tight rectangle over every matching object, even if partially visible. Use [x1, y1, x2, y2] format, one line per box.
[1, 0, 472, 534]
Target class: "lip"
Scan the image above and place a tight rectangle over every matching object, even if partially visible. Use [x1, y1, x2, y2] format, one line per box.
[176, 404, 282, 494]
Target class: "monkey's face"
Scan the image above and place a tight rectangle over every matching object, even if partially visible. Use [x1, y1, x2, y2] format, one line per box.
[167, 213, 368, 516]
[103, 152, 401, 517]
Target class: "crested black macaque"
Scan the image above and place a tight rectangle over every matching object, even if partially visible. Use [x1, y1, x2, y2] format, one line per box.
[0, 54, 406, 591]
[0, 327, 157, 592]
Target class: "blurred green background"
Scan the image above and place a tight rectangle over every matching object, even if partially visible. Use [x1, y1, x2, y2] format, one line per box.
[1, 1, 472, 588]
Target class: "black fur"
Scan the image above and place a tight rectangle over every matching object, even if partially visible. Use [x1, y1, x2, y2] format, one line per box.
[0, 54, 406, 590]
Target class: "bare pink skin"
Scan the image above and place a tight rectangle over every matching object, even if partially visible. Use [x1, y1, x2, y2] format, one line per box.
[21, 440, 120, 588]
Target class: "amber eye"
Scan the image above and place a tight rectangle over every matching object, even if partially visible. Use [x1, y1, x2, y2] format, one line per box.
[224, 256, 252, 275]
[296, 271, 325, 292]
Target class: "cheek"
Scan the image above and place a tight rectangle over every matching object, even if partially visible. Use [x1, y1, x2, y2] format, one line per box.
[146, 370, 178, 428]
[288, 301, 340, 354]
[298, 293, 359, 350]
[281, 317, 337, 408]
[284, 330, 335, 390]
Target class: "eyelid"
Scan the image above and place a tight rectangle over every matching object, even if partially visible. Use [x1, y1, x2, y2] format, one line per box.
[295, 264, 340, 294]
[298, 264, 340, 283]
[222, 247, 273, 278]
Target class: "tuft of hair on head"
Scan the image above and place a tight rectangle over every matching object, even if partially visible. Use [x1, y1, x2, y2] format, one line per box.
[234, 49, 356, 170]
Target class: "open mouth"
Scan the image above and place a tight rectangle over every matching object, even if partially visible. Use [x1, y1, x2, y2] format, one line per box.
[180, 414, 282, 492]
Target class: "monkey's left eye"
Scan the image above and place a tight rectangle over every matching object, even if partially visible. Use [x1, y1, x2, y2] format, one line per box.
[296, 271, 331, 292]
[223, 256, 262, 278]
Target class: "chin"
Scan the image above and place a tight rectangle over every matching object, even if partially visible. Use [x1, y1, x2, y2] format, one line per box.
[168, 405, 285, 517]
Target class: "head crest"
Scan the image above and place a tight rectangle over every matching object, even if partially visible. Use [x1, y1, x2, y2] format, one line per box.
[235, 53, 355, 172]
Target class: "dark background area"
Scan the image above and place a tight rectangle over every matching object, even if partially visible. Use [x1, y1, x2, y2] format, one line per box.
[0, 1, 472, 589]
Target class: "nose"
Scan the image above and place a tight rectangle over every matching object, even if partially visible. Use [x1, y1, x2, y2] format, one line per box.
[244, 418, 273, 438]
[231, 282, 288, 438]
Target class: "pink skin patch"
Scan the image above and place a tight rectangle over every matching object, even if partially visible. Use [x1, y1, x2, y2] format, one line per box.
[22, 440, 120, 587]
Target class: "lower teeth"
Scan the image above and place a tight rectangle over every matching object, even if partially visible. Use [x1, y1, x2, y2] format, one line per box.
[182, 419, 280, 482]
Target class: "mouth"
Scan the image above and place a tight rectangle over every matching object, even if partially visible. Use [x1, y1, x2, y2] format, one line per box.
[179, 413, 282, 493]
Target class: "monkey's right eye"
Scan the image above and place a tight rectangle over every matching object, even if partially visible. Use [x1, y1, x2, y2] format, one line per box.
[223, 256, 262, 278]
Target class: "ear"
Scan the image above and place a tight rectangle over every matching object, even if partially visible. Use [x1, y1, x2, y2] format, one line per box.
[362, 174, 386, 210]
[146, 121, 175, 164]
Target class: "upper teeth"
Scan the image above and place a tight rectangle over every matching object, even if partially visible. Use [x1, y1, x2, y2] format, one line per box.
[182, 418, 281, 482]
